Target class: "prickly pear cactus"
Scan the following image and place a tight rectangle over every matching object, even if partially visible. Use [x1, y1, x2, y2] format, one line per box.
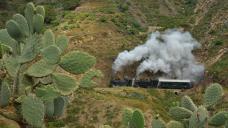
[53, 96, 66, 117]
[52, 73, 78, 95]
[0, 2, 100, 127]
[0, 80, 11, 107]
[80, 70, 103, 88]
[208, 111, 227, 126]
[166, 121, 184, 128]
[21, 95, 45, 127]
[181, 95, 197, 112]
[59, 51, 96, 74]
[45, 100, 55, 118]
[203, 83, 224, 108]
[151, 116, 166, 128]
[122, 108, 133, 127]
[169, 106, 193, 120]
[129, 109, 145, 128]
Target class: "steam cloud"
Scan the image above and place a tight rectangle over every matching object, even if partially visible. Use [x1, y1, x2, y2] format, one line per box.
[112, 29, 204, 82]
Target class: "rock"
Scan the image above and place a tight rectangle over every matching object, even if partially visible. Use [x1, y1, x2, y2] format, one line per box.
[0, 115, 20, 128]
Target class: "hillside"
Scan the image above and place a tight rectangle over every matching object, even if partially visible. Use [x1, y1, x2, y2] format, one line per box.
[0, 0, 227, 127]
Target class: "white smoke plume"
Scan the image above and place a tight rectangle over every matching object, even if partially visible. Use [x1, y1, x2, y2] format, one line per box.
[112, 29, 204, 82]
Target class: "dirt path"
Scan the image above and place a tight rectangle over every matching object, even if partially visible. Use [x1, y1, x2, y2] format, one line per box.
[206, 48, 227, 67]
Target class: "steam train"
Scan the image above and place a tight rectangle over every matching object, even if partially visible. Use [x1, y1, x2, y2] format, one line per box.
[110, 78, 193, 89]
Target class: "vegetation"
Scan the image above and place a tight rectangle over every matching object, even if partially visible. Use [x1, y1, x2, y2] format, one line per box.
[0, 2, 98, 127]
[0, 0, 227, 127]
[152, 83, 227, 128]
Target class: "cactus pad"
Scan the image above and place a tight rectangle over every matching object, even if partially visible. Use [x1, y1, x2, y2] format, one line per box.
[42, 29, 55, 48]
[55, 35, 69, 53]
[203, 83, 224, 107]
[19, 34, 40, 63]
[33, 14, 44, 33]
[24, 2, 35, 33]
[3, 56, 20, 77]
[80, 70, 103, 88]
[53, 96, 66, 117]
[45, 100, 54, 118]
[13, 14, 29, 37]
[181, 95, 197, 112]
[6, 20, 23, 40]
[169, 106, 193, 120]
[26, 59, 56, 77]
[22, 95, 45, 127]
[129, 109, 145, 128]
[59, 51, 96, 74]
[189, 106, 208, 128]
[209, 111, 227, 126]
[36, 6, 45, 18]
[52, 73, 78, 95]
[0, 80, 11, 108]
[122, 108, 133, 127]
[0, 29, 17, 53]
[41, 45, 61, 64]
[35, 85, 60, 101]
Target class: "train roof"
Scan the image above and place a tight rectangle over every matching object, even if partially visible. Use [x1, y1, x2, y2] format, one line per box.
[158, 78, 191, 83]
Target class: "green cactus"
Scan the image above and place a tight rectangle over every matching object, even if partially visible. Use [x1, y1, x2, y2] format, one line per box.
[53, 96, 66, 117]
[45, 100, 55, 118]
[42, 29, 55, 48]
[52, 73, 78, 95]
[0, 29, 18, 55]
[151, 116, 166, 128]
[208, 111, 227, 126]
[122, 108, 133, 127]
[35, 85, 60, 101]
[6, 20, 23, 40]
[24, 2, 35, 34]
[164, 84, 226, 128]
[21, 95, 45, 127]
[0, 2, 100, 127]
[41, 45, 61, 64]
[33, 14, 44, 33]
[181, 95, 197, 112]
[203, 83, 224, 108]
[36, 6, 45, 18]
[59, 51, 96, 74]
[169, 106, 193, 120]
[26, 59, 57, 77]
[0, 80, 11, 108]
[55, 35, 69, 53]
[166, 121, 184, 128]
[80, 70, 103, 88]
[12, 14, 29, 37]
[129, 109, 145, 128]
[3, 55, 20, 78]
[189, 106, 208, 128]
[19, 34, 40, 63]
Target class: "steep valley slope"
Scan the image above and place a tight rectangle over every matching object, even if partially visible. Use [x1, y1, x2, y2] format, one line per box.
[0, 0, 227, 127]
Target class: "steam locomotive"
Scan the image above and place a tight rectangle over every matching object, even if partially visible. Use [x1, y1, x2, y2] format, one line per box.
[110, 78, 193, 89]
